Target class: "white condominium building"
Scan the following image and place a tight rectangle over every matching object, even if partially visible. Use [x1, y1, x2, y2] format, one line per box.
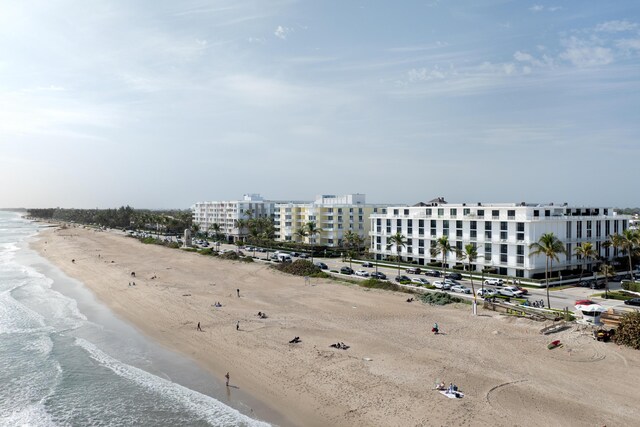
[369, 199, 630, 279]
[192, 194, 275, 242]
[274, 194, 386, 247]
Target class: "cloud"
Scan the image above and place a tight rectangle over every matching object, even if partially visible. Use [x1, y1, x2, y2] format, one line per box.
[616, 38, 640, 51]
[274, 25, 292, 40]
[559, 37, 613, 67]
[595, 20, 638, 33]
[529, 5, 561, 13]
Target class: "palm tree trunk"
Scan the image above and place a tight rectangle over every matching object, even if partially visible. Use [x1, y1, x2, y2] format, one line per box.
[397, 247, 401, 277]
[628, 252, 634, 280]
[546, 257, 552, 309]
[469, 260, 477, 305]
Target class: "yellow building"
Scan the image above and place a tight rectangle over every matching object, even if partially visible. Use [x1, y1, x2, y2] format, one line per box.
[274, 194, 386, 247]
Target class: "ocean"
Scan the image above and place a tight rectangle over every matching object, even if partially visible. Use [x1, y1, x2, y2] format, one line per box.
[0, 211, 270, 426]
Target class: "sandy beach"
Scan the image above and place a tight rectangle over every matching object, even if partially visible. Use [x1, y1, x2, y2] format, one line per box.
[32, 225, 640, 427]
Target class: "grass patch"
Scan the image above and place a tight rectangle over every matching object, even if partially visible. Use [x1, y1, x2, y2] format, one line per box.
[274, 259, 322, 277]
[593, 291, 636, 301]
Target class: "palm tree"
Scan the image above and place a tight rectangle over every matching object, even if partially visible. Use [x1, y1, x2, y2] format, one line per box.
[529, 233, 566, 309]
[598, 263, 615, 299]
[458, 243, 479, 306]
[209, 223, 222, 241]
[234, 218, 248, 243]
[386, 232, 407, 277]
[295, 227, 308, 243]
[619, 229, 639, 279]
[574, 242, 597, 283]
[431, 236, 453, 278]
[343, 231, 364, 270]
[305, 221, 323, 262]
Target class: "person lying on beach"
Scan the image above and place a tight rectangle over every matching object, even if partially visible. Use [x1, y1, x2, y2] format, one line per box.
[434, 381, 446, 390]
[330, 342, 350, 350]
[289, 336, 301, 343]
[406, 298, 414, 303]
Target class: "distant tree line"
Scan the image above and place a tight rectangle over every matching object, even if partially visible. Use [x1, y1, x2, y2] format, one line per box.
[27, 206, 193, 234]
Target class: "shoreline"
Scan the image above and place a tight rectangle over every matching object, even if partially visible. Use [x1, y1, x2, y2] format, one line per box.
[31, 224, 640, 427]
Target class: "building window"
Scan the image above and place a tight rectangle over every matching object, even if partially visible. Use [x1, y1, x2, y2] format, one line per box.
[450, 208, 457, 217]
[507, 210, 515, 219]
[443, 229, 449, 237]
[485, 222, 492, 230]
[456, 229, 463, 238]
[470, 230, 477, 239]
[596, 221, 602, 238]
[477, 210, 484, 218]
[586, 220, 592, 239]
[501, 231, 508, 240]
[517, 222, 524, 241]
[431, 220, 436, 228]
[485, 230, 492, 239]
[566, 243, 572, 262]
[501, 221, 507, 231]
[404, 209, 409, 215]
[438, 208, 444, 217]
[517, 245, 524, 265]
[443, 220, 449, 229]
[566, 222, 572, 239]
[425, 209, 432, 216]
[456, 220, 462, 229]
[484, 243, 492, 260]
[470, 221, 477, 230]
[492, 210, 499, 219]
[463, 208, 470, 216]
[576, 221, 582, 239]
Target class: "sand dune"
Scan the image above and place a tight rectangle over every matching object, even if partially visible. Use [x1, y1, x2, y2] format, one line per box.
[33, 226, 640, 427]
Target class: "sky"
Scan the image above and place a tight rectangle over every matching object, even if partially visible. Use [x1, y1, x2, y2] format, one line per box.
[1, 0, 639, 209]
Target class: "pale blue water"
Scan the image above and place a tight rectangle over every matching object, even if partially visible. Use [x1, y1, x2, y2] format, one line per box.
[0, 212, 271, 426]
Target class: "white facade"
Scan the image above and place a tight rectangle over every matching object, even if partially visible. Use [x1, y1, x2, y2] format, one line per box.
[274, 194, 385, 247]
[370, 202, 630, 279]
[192, 194, 275, 242]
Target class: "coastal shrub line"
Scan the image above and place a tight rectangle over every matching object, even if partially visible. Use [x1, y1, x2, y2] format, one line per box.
[613, 312, 640, 350]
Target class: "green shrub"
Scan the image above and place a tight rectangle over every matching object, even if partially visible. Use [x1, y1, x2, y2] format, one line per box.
[166, 242, 180, 249]
[275, 259, 322, 276]
[613, 311, 640, 350]
[220, 251, 241, 260]
[239, 256, 254, 263]
[198, 248, 214, 255]
[622, 281, 640, 292]
[140, 237, 160, 244]
[181, 247, 198, 252]
[358, 278, 406, 292]
[419, 292, 462, 305]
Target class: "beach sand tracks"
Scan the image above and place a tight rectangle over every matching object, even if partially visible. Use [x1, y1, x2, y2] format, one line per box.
[486, 379, 617, 426]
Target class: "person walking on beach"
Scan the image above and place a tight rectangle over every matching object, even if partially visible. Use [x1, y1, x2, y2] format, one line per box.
[236, 321, 240, 331]
[197, 322, 202, 331]
[432, 322, 439, 335]
[236, 288, 240, 297]
[225, 372, 230, 387]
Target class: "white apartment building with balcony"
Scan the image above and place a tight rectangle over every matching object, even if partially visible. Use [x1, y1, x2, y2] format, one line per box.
[192, 194, 275, 242]
[274, 194, 386, 247]
[369, 200, 630, 279]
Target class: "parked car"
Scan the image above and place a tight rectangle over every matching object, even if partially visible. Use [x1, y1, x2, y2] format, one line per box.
[477, 288, 496, 298]
[445, 272, 462, 280]
[395, 275, 411, 283]
[370, 272, 387, 280]
[424, 270, 441, 277]
[451, 285, 471, 294]
[411, 277, 430, 286]
[624, 298, 640, 306]
[340, 266, 354, 275]
[499, 286, 523, 297]
[444, 279, 459, 287]
[362, 262, 374, 268]
[406, 267, 421, 274]
[299, 253, 309, 259]
[516, 286, 529, 295]
[433, 281, 451, 290]
[355, 270, 370, 277]
[290, 252, 300, 257]
[315, 262, 328, 270]
[484, 278, 504, 286]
